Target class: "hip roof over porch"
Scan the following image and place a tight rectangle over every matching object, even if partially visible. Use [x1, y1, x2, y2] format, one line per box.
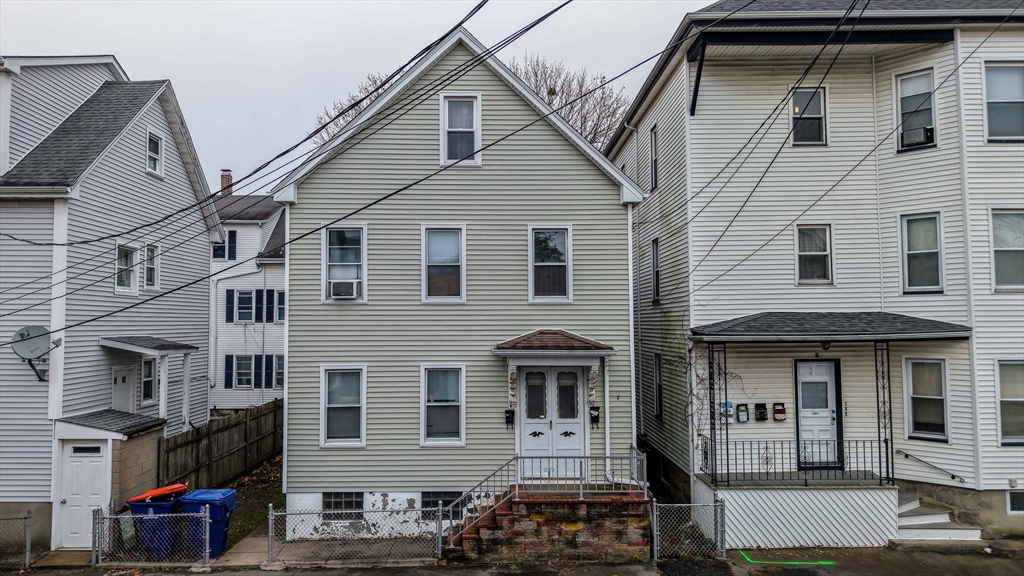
[689, 312, 972, 343]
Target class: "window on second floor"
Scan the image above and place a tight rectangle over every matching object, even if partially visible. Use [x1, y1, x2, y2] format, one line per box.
[144, 244, 159, 290]
[902, 214, 942, 293]
[213, 230, 237, 261]
[792, 88, 826, 145]
[115, 244, 136, 294]
[325, 227, 366, 302]
[146, 131, 163, 175]
[993, 210, 1024, 290]
[985, 63, 1024, 142]
[530, 226, 571, 302]
[275, 355, 285, 389]
[441, 93, 481, 165]
[650, 125, 658, 191]
[897, 70, 936, 151]
[423, 226, 464, 302]
[797, 225, 832, 284]
[142, 358, 157, 404]
[654, 353, 663, 420]
[651, 239, 661, 301]
[236, 290, 254, 322]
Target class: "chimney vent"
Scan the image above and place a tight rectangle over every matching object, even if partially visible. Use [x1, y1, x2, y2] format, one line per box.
[220, 169, 233, 195]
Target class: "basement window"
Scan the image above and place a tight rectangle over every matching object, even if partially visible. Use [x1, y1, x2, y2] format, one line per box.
[1009, 491, 1024, 514]
[323, 492, 363, 520]
[421, 491, 463, 520]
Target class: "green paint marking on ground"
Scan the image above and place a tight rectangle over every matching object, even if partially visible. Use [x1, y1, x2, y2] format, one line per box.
[738, 549, 837, 566]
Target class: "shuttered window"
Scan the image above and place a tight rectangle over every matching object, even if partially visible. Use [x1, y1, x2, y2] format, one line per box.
[236, 290, 254, 322]
[227, 230, 237, 261]
[235, 356, 253, 388]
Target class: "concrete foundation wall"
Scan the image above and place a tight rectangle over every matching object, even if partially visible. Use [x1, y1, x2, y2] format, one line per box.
[0, 502, 51, 553]
[111, 429, 161, 508]
[641, 440, 691, 503]
[896, 479, 1024, 539]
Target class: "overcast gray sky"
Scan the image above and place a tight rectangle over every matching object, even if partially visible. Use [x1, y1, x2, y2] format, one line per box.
[1, 0, 713, 193]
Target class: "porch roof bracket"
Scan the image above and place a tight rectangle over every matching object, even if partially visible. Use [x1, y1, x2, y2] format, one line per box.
[689, 41, 706, 117]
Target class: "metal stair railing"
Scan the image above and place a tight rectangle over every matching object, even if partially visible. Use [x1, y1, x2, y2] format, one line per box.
[894, 449, 966, 483]
[443, 456, 518, 548]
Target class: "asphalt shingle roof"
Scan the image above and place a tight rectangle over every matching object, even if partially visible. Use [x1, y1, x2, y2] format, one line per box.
[259, 215, 286, 260]
[691, 312, 972, 340]
[697, 0, 1023, 13]
[213, 194, 282, 221]
[60, 409, 166, 437]
[0, 81, 167, 187]
[103, 335, 198, 351]
[495, 329, 615, 351]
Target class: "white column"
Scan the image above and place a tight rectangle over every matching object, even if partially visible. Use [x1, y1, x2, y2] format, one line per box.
[182, 352, 191, 428]
[158, 354, 169, 420]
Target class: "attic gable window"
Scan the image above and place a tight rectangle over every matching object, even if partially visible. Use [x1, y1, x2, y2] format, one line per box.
[146, 130, 164, 176]
[440, 92, 481, 166]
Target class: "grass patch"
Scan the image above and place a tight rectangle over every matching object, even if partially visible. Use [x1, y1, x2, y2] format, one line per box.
[225, 455, 284, 550]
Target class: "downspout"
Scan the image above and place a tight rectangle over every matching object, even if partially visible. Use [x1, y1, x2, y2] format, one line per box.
[627, 202, 638, 446]
[872, 54, 884, 312]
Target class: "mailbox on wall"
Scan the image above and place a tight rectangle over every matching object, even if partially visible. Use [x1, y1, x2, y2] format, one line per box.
[755, 403, 768, 421]
[773, 403, 787, 421]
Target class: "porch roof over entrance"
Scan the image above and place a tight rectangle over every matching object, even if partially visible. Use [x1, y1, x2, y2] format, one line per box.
[492, 329, 616, 357]
[99, 335, 198, 355]
[689, 312, 972, 343]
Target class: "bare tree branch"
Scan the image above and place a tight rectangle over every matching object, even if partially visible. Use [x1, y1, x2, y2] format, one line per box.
[311, 72, 400, 146]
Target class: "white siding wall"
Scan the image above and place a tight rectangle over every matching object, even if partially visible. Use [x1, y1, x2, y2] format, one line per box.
[0, 201, 55, 502]
[8, 64, 115, 168]
[63, 96, 210, 435]
[958, 28, 1024, 489]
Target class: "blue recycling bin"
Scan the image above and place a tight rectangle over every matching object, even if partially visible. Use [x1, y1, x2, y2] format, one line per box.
[179, 489, 237, 558]
[129, 498, 181, 559]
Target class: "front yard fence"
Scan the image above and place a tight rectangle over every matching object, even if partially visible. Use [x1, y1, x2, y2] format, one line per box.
[651, 499, 726, 560]
[92, 505, 210, 568]
[0, 511, 31, 569]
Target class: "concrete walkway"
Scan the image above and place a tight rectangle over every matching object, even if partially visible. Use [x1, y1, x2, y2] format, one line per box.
[725, 547, 1024, 576]
[214, 524, 269, 568]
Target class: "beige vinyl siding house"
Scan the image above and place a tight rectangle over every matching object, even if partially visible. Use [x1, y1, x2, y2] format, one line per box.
[274, 29, 642, 511]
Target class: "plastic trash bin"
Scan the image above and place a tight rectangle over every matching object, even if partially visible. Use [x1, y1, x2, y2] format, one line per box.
[128, 492, 183, 559]
[179, 488, 237, 558]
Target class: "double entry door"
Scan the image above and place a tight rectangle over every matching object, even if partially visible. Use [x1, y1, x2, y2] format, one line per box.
[519, 367, 586, 479]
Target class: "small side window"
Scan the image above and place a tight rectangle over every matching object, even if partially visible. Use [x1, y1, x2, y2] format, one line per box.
[115, 244, 137, 294]
[441, 93, 481, 165]
[144, 244, 159, 290]
[142, 358, 157, 404]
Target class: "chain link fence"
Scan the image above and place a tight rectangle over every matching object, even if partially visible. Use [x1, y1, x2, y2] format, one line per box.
[93, 506, 210, 567]
[0, 512, 32, 570]
[267, 506, 442, 567]
[652, 499, 726, 560]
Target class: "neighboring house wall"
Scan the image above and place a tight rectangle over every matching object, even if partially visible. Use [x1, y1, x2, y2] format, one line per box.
[63, 95, 210, 435]
[8, 64, 115, 168]
[0, 200, 55, 503]
[286, 43, 632, 495]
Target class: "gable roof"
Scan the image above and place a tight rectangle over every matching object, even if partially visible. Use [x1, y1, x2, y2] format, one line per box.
[1, 81, 166, 187]
[494, 329, 616, 352]
[272, 27, 644, 205]
[0, 54, 128, 80]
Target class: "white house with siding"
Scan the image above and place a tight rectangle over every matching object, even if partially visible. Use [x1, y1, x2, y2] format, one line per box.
[209, 179, 286, 410]
[271, 27, 644, 520]
[605, 0, 1023, 547]
[0, 55, 220, 550]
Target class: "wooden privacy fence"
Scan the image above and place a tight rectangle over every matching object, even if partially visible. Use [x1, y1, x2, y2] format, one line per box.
[159, 398, 282, 488]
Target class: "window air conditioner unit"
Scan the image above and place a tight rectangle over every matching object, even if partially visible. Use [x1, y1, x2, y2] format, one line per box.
[328, 280, 361, 300]
[902, 127, 933, 148]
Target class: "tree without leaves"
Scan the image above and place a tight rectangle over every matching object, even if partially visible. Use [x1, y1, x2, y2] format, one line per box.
[312, 53, 629, 150]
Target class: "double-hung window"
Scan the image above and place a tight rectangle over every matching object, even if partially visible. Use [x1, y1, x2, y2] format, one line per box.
[236, 290, 254, 322]
[421, 365, 465, 446]
[999, 361, 1024, 446]
[654, 353, 664, 420]
[274, 355, 285, 389]
[276, 291, 286, 321]
[115, 244, 136, 293]
[323, 492, 363, 520]
[441, 93, 480, 165]
[902, 214, 942, 293]
[797, 225, 832, 284]
[985, 63, 1024, 142]
[906, 359, 947, 441]
[235, 356, 253, 388]
[993, 210, 1024, 290]
[792, 88, 826, 145]
[325, 227, 366, 301]
[649, 126, 658, 191]
[321, 366, 365, 447]
[423, 226, 464, 302]
[529, 226, 571, 302]
[141, 358, 156, 404]
[897, 70, 936, 150]
[144, 244, 159, 290]
[651, 239, 661, 301]
[146, 131, 163, 175]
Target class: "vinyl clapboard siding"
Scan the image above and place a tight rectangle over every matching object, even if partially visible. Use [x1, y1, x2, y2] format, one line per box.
[612, 58, 693, 475]
[286, 42, 632, 493]
[63, 96, 210, 434]
[0, 201, 55, 502]
[8, 64, 115, 168]
[958, 28, 1024, 489]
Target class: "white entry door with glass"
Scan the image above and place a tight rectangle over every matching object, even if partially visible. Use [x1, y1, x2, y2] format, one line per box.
[111, 367, 136, 413]
[796, 361, 840, 468]
[520, 368, 585, 478]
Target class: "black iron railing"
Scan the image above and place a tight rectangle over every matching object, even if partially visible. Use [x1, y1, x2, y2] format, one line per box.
[699, 436, 883, 485]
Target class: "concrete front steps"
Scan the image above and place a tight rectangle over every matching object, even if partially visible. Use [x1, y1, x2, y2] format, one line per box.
[895, 491, 982, 541]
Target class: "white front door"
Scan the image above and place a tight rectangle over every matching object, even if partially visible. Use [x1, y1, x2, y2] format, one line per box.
[111, 367, 135, 413]
[520, 368, 585, 478]
[60, 443, 108, 549]
[796, 361, 838, 466]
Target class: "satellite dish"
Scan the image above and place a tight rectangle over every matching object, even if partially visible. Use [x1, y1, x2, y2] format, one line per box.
[11, 325, 51, 360]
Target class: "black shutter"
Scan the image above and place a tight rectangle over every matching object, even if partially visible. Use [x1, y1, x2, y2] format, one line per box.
[225, 355, 234, 388]
[228, 230, 237, 260]
[254, 355, 264, 389]
[266, 290, 276, 323]
[225, 289, 235, 323]
[255, 290, 264, 323]
[265, 355, 275, 388]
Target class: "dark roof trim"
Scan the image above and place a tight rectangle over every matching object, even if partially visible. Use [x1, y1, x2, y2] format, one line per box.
[689, 312, 973, 343]
[690, 332, 972, 343]
[685, 29, 955, 61]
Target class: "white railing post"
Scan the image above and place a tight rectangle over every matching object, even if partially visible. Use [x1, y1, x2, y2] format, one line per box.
[267, 503, 274, 563]
[650, 498, 658, 561]
[203, 504, 211, 566]
[435, 502, 443, 558]
[24, 509, 32, 569]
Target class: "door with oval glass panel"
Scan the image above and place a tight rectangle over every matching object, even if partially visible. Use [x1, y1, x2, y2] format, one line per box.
[519, 367, 585, 479]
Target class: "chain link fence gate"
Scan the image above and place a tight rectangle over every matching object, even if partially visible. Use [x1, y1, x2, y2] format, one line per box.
[0, 511, 32, 570]
[92, 505, 211, 568]
[651, 498, 726, 560]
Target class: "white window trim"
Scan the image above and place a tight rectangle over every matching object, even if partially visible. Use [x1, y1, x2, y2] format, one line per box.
[274, 354, 285, 389]
[234, 355, 255, 389]
[146, 127, 164, 177]
[235, 290, 255, 323]
[212, 239, 227, 261]
[420, 363, 466, 447]
[649, 125, 658, 191]
[114, 242, 139, 295]
[421, 224, 467, 304]
[320, 224, 368, 304]
[902, 357, 950, 442]
[982, 60, 1024, 144]
[528, 223, 573, 304]
[439, 91, 482, 167]
[275, 290, 287, 323]
[893, 68, 938, 153]
[1008, 491, 1024, 515]
[319, 364, 367, 448]
[141, 358, 157, 406]
[900, 212, 945, 294]
[789, 85, 829, 146]
[143, 243, 159, 291]
[990, 208, 1024, 293]
[996, 359, 1024, 446]
[793, 223, 835, 286]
